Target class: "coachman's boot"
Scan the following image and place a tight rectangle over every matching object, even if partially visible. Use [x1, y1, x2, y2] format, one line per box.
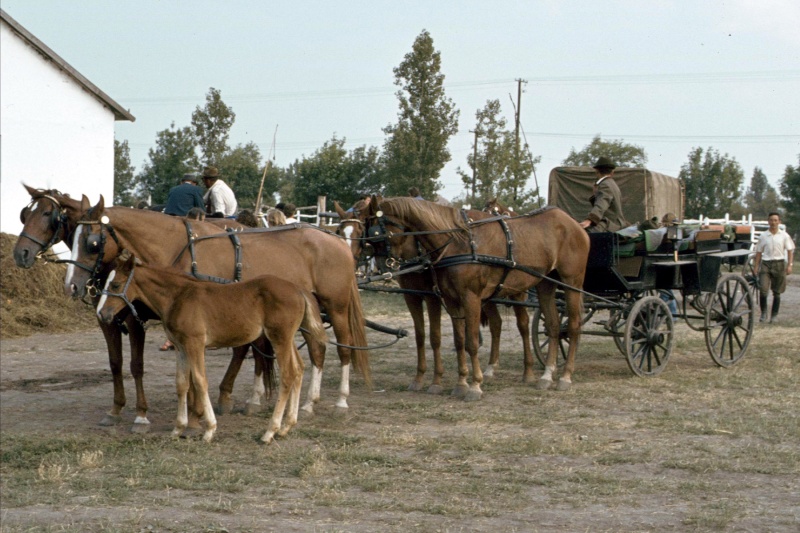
[770, 295, 780, 323]
[759, 294, 768, 322]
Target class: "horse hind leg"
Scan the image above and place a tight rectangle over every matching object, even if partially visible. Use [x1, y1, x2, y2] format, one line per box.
[535, 282, 559, 391]
[426, 294, 445, 395]
[216, 344, 249, 415]
[300, 333, 325, 415]
[186, 341, 217, 442]
[481, 303, 502, 379]
[262, 339, 300, 444]
[245, 338, 275, 416]
[556, 289, 583, 392]
[404, 294, 429, 392]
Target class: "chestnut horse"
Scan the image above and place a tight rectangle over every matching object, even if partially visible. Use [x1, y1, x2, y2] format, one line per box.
[366, 196, 589, 399]
[334, 199, 531, 392]
[484, 197, 516, 217]
[13, 186, 274, 431]
[97, 252, 327, 443]
[63, 196, 370, 414]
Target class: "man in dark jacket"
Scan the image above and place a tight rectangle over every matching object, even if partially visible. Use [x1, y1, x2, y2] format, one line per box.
[164, 173, 205, 216]
[579, 157, 628, 232]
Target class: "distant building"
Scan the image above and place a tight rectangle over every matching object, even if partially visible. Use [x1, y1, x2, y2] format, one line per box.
[0, 9, 134, 239]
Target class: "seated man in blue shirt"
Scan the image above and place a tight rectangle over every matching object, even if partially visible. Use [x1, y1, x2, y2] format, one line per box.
[164, 173, 205, 216]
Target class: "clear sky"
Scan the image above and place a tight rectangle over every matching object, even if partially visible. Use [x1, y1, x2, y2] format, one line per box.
[3, 0, 799, 206]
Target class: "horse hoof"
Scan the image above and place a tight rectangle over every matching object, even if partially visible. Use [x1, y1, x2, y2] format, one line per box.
[99, 414, 122, 427]
[408, 381, 425, 392]
[463, 389, 483, 402]
[130, 422, 150, 434]
[300, 404, 314, 417]
[427, 384, 444, 395]
[202, 430, 215, 443]
[522, 371, 537, 384]
[261, 432, 276, 445]
[556, 380, 572, 392]
[483, 365, 495, 378]
[244, 402, 262, 416]
[535, 379, 553, 390]
[451, 384, 469, 398]
[216, 399, 234, 416]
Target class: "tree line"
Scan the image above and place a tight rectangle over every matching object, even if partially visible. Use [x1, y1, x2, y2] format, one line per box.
[114, 30, 800, 234]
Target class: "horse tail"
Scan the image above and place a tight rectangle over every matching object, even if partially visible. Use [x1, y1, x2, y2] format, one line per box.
[480, 308, 489, 328]
[301, 292, 327, 348]
[347, 278, 372, 389]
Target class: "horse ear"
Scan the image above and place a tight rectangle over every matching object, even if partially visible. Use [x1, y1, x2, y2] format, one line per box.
[333, 201, 348, 219]
[87, 196, 105, 220]
[80, 195, 91, 213]
[367, 195, 380, 215]
[23, 183, 40, 198]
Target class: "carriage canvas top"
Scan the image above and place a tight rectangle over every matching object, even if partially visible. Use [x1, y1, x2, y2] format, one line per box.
[547, 166, 684, 225]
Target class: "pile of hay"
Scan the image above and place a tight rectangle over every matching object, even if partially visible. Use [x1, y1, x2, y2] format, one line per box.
[1, 233, 97, 339]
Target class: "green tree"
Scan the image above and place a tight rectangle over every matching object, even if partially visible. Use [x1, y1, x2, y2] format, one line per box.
[743, 167, 780, 219]
[679, 147, 744, 218]
[136, 123, 200, 204]
[382, 30, 459, 198]
[283, 137, 384, 207]
[217, 142, 267, 209]
[779, 156, 800, 239]
[191, 87, 235, 167]
[457, 99, 541, 210]
[563, 135, 647, 167]
[113, 139, 137, 206]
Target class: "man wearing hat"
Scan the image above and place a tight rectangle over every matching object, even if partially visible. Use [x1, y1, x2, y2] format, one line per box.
[202, 166, 237, 218]
[579, 156, 628, 232]
[164, 173, 206, 216]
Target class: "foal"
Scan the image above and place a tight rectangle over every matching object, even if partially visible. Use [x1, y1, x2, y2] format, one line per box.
[97, 252, 327, 443]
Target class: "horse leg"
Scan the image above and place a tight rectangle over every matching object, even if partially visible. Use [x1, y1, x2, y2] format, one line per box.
[281, 347, 305, 436]
[126, 315, 151, 433]
[403, 294, 428, 392]
[426, 294, 445, 395]
[557, 289, 583, 392]
[482, 303, 502, 379]
[216, 344, 249, 415]
[462, 296, 484, 402]
[97, 319, 125, 426]
[301, 334, 325, 415]
[450, 313, 470, 399]
[173, 350, 190, 438]
[513, 303, 535, 384]
[185, 340, 216, 442]
[327, 310, 353, 409]
[263, 339, 303, 444]
[535, 282, 558, 390]
[245, 338, 274, 416]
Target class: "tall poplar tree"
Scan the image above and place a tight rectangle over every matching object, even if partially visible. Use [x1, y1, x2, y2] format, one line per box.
[779, 156, 800, 239]
[192, 87, 235, 167]
[680, 147, 744, 218]
[113, 139, 137, 206]
[743, 167, 779, 219]
[382, 30, 459, 198]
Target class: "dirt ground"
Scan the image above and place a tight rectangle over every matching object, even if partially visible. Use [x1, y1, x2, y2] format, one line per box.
[1, 275, 799, 532]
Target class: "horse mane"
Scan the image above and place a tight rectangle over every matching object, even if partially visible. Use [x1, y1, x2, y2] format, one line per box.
[381, 197, 468, 242]
[522, 205, 558, 217]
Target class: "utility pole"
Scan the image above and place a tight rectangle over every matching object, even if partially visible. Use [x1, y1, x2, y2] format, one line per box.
[513, 78, 526, 202]
[469, 129, 479, 205]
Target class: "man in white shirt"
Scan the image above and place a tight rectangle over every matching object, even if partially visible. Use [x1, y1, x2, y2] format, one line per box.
[202, 166, 237, 217]
[753, 212, 795, 323]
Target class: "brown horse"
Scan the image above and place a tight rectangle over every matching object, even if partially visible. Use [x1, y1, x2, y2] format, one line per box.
[366, 196, 589, 399]
[63, 196, 370, 414]
[334, 199, 532, 393]
[97, 252, 326, 443]
[484, 197, 516, 217]
[13, 186, 275, 430]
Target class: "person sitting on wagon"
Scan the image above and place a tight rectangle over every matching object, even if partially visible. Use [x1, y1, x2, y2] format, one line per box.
[579, 157, 628, 233]
[202, 166, 237, 218]
[164, 173, 205, 216]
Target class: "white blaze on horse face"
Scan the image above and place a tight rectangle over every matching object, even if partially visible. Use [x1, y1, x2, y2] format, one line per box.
[343, 225, 355, 249]
[95, 270, 115, 318]
[64, 224, 84, 294]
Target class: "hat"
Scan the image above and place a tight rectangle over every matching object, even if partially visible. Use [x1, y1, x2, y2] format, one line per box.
[182, 173, 199, 184]
[202, 166, 219, 179]
[592, 157, 617, 170]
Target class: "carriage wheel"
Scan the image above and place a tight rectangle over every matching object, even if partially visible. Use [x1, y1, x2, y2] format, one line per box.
[704, 273, 754, 367]
[532, 306, 593, 368]
[682, 292, 714, 332]
[741, 253, 759, 303]
[623, 296, 674, 377]
[532, 308, 569, 368]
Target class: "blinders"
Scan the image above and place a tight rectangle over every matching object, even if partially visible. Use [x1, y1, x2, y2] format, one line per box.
[85, 232, 103, 254]
[18, 196, 66, 252]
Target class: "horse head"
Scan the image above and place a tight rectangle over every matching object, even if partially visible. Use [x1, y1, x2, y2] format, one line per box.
[484, 197, 514, 217]
[334, 200, 372, 260]
[64, 195, 121, 298]
[96, 249, 141, 324]
[14, 184, 82, 268]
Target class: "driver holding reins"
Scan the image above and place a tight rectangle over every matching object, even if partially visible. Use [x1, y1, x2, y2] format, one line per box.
[579, 156, 629, 233]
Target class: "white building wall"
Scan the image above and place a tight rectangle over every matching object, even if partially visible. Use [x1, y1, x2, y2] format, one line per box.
[0, 19, 116, 240]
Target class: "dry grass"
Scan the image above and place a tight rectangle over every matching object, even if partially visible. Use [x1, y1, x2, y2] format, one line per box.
[0, 233, 96, 338]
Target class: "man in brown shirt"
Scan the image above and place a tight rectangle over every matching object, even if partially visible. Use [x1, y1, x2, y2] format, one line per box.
[579, 157, 628, 233]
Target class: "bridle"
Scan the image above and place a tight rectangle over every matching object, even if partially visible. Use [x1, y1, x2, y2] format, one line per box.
[57, 215, 121, 298]
[18, 195, 69, 256]
[100, 265, 142, 323]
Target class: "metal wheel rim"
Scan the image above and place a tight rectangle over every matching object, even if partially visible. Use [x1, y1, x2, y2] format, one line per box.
[705, 273, 754, 367]
[624, 296, 674, 377]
